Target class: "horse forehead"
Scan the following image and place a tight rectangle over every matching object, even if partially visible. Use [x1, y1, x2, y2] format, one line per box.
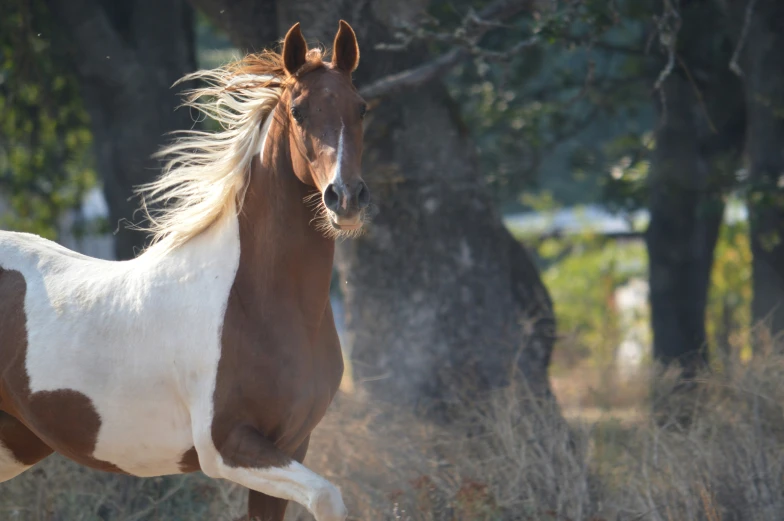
[300, 70, 355, 104]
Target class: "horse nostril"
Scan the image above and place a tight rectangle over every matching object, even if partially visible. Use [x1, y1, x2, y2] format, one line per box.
[323, 184, 340, 212]
[356, 181, 370, 209]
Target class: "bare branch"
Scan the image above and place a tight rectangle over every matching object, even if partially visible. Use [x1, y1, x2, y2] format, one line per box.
[479, 36, 540, 62]
[360, 48, 466, 99]
[729, 0, 758, 77]
[360, 0, 536, 99]
[361, 34, 540, 99]
[565, 36, 647, 56]
[652, 0, 681, 92]
[472, 0, 535, 24]
[651, 0, 682, 129]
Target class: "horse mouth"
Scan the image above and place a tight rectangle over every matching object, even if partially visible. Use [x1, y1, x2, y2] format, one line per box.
[330, 217, 362, 231]
[327, 209, 364, 232]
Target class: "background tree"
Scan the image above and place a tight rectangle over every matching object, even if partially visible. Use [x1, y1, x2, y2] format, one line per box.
[44, 0, 197, 259]
[523, 0, 747, 379]
[0, 0, 96, 239]
[731, 0, 784, 340]
[645, 0, 744, 378]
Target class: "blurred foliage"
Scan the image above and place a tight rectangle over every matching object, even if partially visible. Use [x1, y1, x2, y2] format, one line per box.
[194, 10, 238, 70]
[707, 219, 753, 367]
[515, 202, 752, 372]
[0, 6, 233, 241]
[535, 231, 647, 369]
[600, 131, 653, 213]
[0, 0, 96, 239]
[425, 0, 656, 209]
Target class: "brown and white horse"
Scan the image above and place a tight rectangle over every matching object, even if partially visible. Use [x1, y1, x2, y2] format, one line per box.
[0, 21, 367, 521]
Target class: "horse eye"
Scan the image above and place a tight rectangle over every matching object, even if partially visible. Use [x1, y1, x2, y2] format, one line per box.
[359, 104, 367, 119]
[290, 106, 304, 125]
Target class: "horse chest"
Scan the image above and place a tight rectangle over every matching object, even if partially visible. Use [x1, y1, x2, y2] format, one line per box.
[213, 316, 343, 453]
[261, 345, 339, 432]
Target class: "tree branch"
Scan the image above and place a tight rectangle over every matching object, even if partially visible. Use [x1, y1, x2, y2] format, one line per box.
[651, 0, 682, 130]
[470, 0, 535, 25]
[652, 0, 681, 92]
[360, 48, 465, 99]
[729, 0, 758, 77]
[360, 0, 536, 100]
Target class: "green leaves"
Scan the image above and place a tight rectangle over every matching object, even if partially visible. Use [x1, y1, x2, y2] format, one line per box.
[435, 0, 656, 207]
[0, 0, 96, 238]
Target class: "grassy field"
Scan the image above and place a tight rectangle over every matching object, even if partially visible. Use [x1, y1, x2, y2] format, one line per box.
[0, 334, 782, 521]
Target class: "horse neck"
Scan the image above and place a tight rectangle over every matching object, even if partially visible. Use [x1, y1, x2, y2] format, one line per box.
[233, 117, 335, 328]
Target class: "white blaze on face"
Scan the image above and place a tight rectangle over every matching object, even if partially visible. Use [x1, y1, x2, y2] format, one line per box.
[332, 118, 345, 188]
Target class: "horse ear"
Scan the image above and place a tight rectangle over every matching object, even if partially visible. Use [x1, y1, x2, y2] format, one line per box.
[332, 20, 359, 73]
[282, 23, 308, 76]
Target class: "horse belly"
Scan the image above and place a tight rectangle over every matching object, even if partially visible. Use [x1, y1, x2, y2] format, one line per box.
[90, 389, 194, 477]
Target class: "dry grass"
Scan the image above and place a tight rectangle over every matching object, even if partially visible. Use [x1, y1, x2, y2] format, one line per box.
[2, 344, 784, 521]
[0, 458, 246, 520]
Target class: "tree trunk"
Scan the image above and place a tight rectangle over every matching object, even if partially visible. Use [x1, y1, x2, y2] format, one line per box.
[646, 1, 744, 379]
[46, 0, 197, 260]
[280, 2, 557, 414]
[738, 0, 784, 339]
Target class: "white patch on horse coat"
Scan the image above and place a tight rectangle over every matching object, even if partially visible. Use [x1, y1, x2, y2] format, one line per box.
[218, 460, 347, 520]
[331, 118, 345, 187]
[0, 443, 31, 483]
[0, 209, 240, 476]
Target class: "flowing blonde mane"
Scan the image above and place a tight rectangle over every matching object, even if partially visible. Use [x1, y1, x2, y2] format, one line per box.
[135, 49, 324, 252]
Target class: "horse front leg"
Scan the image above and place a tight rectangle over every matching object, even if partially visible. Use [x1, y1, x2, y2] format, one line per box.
[239, 435, 311, 521]
[215, 426, 345, 521]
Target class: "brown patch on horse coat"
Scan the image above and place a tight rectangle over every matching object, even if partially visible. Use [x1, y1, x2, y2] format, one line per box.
[178, 446, 201, 473]
[0, 268, 125, 474]
[0, 411, 52, 465]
